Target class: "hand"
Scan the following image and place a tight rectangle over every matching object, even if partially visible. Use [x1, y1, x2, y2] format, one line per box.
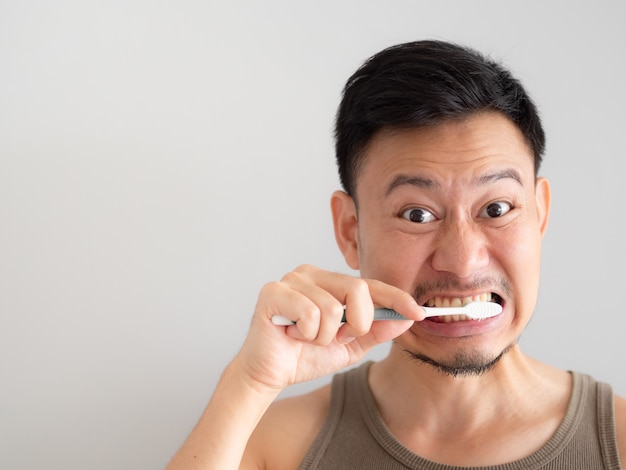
[235, 264, 424, 393]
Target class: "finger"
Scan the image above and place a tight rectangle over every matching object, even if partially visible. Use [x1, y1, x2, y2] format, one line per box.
[257, 281, 323, 342]
[280, 269, 347, 345]
[288, 267, 379, 343]
[365, 278, 425, 321]
[338, 279, 375, 340]
[337, 278, 423, 345]
[293, 267, 424, 322]
[344, 318, 414, 353]
[287, 267, 423, 342]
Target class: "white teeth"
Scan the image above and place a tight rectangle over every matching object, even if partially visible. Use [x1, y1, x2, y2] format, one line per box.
[425, 293, 494, 322]
[426, 293, 493, 308]
[442, 314, 471, 323]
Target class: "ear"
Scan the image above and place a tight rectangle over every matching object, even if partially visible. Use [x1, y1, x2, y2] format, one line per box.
[330, 190, 360, 269]
[535, 177, 551, 236]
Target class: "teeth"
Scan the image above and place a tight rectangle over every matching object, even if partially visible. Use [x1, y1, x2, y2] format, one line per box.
[426, 293, 492, 308]
[425, 293, 494, 323]
[442, 314, 470, 323]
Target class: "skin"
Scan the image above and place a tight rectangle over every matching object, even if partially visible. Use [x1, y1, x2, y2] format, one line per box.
[166, 112, 626, 469]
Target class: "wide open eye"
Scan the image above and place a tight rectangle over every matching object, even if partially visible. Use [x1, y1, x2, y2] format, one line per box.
[401, 207, 436, 224]
[480, 201, 512, 219]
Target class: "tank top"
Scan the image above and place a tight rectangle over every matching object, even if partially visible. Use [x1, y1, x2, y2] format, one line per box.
[299, 361, 621, 469]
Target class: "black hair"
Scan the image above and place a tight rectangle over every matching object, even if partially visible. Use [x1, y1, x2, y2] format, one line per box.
[334, 40, 545, 196]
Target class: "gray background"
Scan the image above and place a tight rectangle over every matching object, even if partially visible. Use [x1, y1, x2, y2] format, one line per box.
[1, 1, 624, 469]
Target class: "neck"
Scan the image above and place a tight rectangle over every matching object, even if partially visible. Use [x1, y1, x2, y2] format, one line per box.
[369, 343, 558, 434]
[366, 344, 571, 465]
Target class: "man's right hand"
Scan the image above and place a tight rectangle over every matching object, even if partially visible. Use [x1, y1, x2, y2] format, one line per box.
[235, 264, 425, 394]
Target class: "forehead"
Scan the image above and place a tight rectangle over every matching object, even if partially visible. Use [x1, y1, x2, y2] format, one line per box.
[355, 113, 535, 194]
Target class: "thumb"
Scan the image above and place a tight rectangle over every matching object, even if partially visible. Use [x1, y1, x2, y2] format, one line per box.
[339, 319, 414, 351]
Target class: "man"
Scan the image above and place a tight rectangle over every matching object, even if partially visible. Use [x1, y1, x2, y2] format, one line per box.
[166, 40, 625, 469]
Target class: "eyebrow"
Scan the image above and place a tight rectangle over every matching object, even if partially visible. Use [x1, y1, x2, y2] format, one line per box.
[478, 169, 523, 186]
[385, 168, 524, 196]
[385, 175, 439, 195]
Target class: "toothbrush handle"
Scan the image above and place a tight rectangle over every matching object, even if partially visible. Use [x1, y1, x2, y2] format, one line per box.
[271, 308, 406, 326]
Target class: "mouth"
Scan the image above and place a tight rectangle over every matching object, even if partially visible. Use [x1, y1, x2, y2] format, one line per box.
[423, 292, 503, 323]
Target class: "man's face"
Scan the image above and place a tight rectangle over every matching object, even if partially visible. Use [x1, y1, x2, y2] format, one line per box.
[338, 112, 550, 372]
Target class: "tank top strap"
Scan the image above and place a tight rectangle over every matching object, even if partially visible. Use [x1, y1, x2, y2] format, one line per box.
[596, 379, 621, 469]
[298, 362, 354, 469]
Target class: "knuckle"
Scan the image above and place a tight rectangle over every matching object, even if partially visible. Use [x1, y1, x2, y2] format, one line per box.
[344, 282, 373, 309]
[297, 308, 321, 340]
[294, 264, 316, 274]
[349, 277, 371, 297]
[280, 270, 301, 283]
[325, 303, 345, 323]
[350, 321, 371, 337]
[344, 310, 371, 336]
[259, 280, 284, 298]
[299, 302, 320, 320]
[316, 295, 342, 314]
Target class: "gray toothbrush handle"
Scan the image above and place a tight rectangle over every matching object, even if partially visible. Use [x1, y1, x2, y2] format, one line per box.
[271, 307, 406, 326]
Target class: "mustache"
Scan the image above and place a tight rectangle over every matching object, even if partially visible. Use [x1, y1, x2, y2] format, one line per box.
[412, 275, 512, 302]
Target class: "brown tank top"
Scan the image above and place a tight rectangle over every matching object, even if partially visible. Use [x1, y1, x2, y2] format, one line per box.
[299, 362, 621, 469]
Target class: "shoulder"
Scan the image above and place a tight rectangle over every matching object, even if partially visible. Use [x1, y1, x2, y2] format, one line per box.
[614, 393, 626, 467]
[242, 384, 332, 470]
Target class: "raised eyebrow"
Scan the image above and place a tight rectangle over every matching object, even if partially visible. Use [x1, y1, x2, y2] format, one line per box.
[385, 174, 439, 196]
[385, 168, 524, 196]
[477, 169, 524, 186]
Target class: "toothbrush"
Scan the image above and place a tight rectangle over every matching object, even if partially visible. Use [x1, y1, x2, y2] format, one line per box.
[271, 301, 502, 326]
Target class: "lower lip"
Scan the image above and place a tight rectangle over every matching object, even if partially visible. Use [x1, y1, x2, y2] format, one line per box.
[412, 312, 504, 338]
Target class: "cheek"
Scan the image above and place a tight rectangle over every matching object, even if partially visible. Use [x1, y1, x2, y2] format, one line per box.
[497, 226, 543, 309]
[505, 226, 542, 276]
[357, 228, 428, 287]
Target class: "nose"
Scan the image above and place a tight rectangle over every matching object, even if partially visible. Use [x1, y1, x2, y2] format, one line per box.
[430, 218, 490, 278]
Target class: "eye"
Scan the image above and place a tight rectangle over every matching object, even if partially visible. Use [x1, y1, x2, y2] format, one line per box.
[401, 207, 436, 224]
[480, 201, 512, 218]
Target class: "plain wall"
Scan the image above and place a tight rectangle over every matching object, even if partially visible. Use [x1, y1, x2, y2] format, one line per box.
[1, 1, 624, 469]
